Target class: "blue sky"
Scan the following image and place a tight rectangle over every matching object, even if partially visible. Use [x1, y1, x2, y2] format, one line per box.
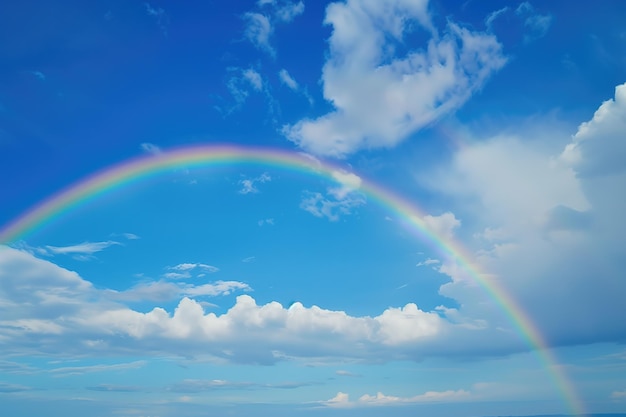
[1, 1, 626, 416]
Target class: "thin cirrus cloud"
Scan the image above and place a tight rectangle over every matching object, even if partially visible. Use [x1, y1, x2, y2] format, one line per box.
[283, 0, 507, 157]
[244, 1, 305, 55]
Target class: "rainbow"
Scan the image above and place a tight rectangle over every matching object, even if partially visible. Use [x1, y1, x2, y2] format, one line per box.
[0, 144, 585, 415]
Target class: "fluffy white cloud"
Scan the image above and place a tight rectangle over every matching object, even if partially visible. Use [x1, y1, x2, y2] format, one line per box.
[560, 83, 626, 177]
[283, 0, 506, 157]
[422, 83, 626, 346]
[322, 388, 470, 408]
[2, 246, 521, 363]
[422, 212, 460, 240]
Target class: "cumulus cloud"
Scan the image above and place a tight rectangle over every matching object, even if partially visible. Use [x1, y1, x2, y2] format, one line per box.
[283, 0, 506, 157]
[422, 212, 461, 240]
[560, 83, 626, 177]
[421, 83, 626, 346]
[1, 246, 522, 363]
[321, 388, 470, 408]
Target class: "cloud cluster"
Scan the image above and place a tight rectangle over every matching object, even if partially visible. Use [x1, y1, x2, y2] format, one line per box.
[322, 388, 469, 408]
[423, 82, 626, 345]
[0, 246, 520, 363]
[283, 0, 506, 157]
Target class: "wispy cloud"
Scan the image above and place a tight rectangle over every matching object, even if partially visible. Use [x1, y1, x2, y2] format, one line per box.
[258, 218, 274, 226]
[243, 1, 305, 56]
[50, 361, 147, 376]
[145, 2, 169, 35]
[300, 170, 365, 221]
[30, 70, 46, 81]
[0, 382, 32, 393]
[44, 240, 121, 256]
[141, 142, 162, 154]
[239, 172, 271, 194]
[416, 258, 440, 267]
[244, 13, 274, 56]
[86, 384, 143, 392]
[516, 2, 552, 43]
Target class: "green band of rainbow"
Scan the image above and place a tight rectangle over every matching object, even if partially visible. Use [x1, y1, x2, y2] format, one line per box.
[0, 144, 585, 415]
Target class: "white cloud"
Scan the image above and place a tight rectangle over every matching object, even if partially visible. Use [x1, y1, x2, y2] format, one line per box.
[243, 2, 305, 55]
[50, 361, 146, 376]
[485, 7, 509, 30]
[243, 68, 263, 91]
[3, 246, 505, 363]
[300, 169, 365, 221]
[422, 212, 460, 240]
[238, 172, 271, 194]
[416, 258, 439, 267]
[44, 240, 121, 256]
[258, 218, 275, 226]
[0, 382, 32, 392]
[30, 70, 46, 81]
[515, 2, 552, 43]
[421, 83, 626, 345]
[109, 280, 250, 302]
[242, 256, 256, 263]
[322, 388, 470, 408]
[611, 389, 626, 399]
[244, 13, 274, 55]
[141, 142, 162, 154]
[145, 2, 169, 35]
[169, 263, 219, 274]
[335, 370, 361, 377]
[283, 0, 506, 157]
[278, 69, 298, 90]
[560, 83, 626, 177]
[274, 1, 304, 23]
[300, 191, 365, 221]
